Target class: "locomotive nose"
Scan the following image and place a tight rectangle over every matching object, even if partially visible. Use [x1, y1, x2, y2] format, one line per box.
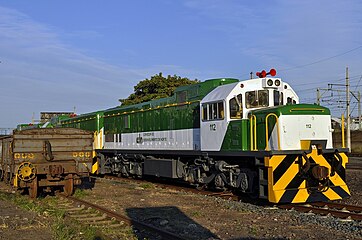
[311, 165, 329, 180]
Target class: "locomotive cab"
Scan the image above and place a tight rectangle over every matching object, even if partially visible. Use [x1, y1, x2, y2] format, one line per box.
[200, 74, 299, 151]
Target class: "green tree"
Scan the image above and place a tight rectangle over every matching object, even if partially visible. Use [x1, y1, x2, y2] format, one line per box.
[119, 73, 198, 106]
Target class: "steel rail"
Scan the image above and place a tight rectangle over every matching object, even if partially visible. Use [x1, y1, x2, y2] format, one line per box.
[310, 201, 362, 213]
[96, 175, 241, 201]
[279, 203, 362, 221]
[64, 194, 188, 240]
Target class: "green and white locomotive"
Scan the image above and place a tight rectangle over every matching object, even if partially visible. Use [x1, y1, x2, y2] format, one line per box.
[60, 69, 350, 203]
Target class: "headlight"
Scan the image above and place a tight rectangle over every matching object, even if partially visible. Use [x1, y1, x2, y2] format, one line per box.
[267, 79, 273, 86]
[275, 79, 280, 86]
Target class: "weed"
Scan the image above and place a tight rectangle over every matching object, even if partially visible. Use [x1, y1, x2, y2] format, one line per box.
[191, 211, 201, 217]
[73, 188, 89, 199]
[139, 183, 154, 189]
[249, 225, 258, 235]
[0, 191, 105, 240]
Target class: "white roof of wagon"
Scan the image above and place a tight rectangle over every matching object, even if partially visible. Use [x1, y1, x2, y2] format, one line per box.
[201, 82, 240, 103]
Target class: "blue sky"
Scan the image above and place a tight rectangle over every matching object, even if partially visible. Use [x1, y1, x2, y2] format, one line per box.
[1, 0, 362, 127]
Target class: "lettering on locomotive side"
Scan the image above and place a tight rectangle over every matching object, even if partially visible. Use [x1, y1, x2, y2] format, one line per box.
[143, 132, 155, 136]
[136, 132, 167, 143]
[143, 137, 167, 142]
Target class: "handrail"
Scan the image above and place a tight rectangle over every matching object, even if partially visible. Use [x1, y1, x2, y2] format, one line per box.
[265, 113, 280, 150]
[250, 115, 257, 151]
[289, 108, 325, 112]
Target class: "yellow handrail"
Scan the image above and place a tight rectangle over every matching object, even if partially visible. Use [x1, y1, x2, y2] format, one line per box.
[265, 113, 280, 150]
[250, 115, 257, 151]
[341, 114, 345, 148]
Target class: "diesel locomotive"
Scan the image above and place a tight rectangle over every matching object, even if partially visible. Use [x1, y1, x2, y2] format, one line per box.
[58, 69, 350, 203]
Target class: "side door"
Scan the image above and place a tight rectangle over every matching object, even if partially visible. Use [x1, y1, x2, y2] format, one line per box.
[200, 101, 228, 151]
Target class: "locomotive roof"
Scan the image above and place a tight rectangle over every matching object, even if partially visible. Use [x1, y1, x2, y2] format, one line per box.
[201, 81, 240, 102]
[60, 78, 240, 120]
[105, 78, 239, 113]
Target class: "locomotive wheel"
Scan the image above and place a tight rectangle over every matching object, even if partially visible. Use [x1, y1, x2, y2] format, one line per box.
[29, 177, 38, 199]
[63, 174, 74, 196]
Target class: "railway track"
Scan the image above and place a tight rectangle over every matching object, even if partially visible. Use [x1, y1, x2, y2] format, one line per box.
[95, 175, 241, 201]
[348, 164, 362, 170]
[93, 175, 362, 222]
[279, 202, 362, 221]
[58, 193, 187, 240]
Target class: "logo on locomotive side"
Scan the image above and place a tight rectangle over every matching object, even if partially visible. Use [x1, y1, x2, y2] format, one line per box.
[136, 134, 143, 144]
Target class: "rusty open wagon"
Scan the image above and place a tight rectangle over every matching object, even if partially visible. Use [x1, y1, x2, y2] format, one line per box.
[0, 128, 93, 198]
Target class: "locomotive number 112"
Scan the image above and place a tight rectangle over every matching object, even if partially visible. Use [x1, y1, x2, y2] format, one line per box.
[209, 123, 216, 131]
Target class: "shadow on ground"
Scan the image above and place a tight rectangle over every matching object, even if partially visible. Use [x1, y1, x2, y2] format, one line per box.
[126, 206, 217, 239]
[126, 206, 287, 240]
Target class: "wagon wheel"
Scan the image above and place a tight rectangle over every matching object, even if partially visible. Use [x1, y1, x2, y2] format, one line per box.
[63, 174, 74, 196]
[4, 170, 10, 185]
[0, 169, 3, 181]
[29, 177, 38, 199]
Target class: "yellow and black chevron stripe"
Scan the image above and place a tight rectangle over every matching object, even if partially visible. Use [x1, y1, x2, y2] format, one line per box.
[265, 149, 350, 203]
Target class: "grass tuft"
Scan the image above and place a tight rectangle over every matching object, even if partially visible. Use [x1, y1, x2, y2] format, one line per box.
[73, 188, 89, 199]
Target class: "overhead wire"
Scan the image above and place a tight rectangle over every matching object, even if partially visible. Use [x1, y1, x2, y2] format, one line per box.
[354, 75, 362, 91]
[279, 45, 362, 72]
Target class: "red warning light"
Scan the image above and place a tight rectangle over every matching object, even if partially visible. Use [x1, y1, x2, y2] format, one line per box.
[269, 68, 276, 76]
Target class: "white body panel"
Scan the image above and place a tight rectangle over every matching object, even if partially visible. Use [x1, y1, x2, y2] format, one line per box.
[268, 115, 333, 150]
[200, 78, 300, 151]
[200, 120, 229, 151]
[103, 128, 200, 151]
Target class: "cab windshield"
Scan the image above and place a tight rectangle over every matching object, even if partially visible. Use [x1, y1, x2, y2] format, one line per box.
[246, 90, 269, 109]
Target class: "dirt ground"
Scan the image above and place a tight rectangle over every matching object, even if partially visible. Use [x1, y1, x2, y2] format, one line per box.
[78, 165, 362, 240]
[0, 198, 52, 240]
[0, 159, 361, 240]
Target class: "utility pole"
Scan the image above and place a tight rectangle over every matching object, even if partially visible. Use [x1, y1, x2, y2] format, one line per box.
[316, 67, 361, 147]
[346, 67, 351, 152]
[350, 90, 361, 131]
[316, 88, 321, 105]
[359, 91, 361, 130]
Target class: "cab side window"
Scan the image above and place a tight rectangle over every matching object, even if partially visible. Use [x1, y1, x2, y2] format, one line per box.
[229, 94, 243, 119]
[202, 101, 224, 121]
[274, 90, 283, 106]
